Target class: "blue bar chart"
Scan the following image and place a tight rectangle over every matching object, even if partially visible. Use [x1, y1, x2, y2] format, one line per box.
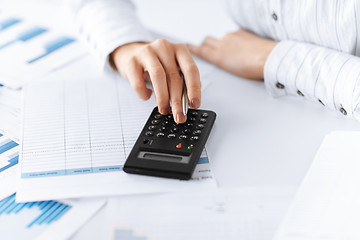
[0, 14, 87, 88]
[0, 26, 47, 50]
[0, 133, 19, 199]
[27, 36, 75, 64]
[0, 135, 19, 173]
[0, 194, 71, 228]
[0, 193, 105, 239]
[0, 17, 21, 30]
[0, 155, 18, 173]
[0, 140, 17, 154]
[0, 192, 105, 240]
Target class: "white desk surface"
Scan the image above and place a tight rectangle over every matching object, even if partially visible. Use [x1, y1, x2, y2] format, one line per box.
[3, 0, 360, 239]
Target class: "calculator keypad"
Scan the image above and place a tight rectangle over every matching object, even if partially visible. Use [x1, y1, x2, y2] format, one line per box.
[144, 109, 211, 149]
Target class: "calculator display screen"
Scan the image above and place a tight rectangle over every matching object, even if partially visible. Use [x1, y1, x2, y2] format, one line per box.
[137, 151, 191, 164]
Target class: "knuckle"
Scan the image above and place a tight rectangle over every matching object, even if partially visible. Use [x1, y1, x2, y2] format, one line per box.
[167, 71, 181, 80]
[171, 99, 182, 107]
[175, 43, 186, 49]
[127, 56, 137, 65]
[153, 38, 169, 48]
[183, 63, 199, 74]
[152, 67, 165, 79]
[141, 45, 154, 55]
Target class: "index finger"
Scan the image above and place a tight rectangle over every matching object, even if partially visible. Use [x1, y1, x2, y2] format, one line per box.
[175, 45, 201, 109]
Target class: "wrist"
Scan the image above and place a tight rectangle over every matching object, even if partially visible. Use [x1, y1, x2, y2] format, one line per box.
[258, 40, 277, 79]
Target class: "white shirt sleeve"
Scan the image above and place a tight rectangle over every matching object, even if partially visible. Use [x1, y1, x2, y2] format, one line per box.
[62, 0, 155, 71]
[264, 40, 360, 120]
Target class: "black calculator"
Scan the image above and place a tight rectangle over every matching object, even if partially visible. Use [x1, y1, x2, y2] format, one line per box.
[123, 107, 216, 180]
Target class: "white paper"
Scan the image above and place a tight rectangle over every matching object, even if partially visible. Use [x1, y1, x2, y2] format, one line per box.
[0, 86, 21, 109]
[0, 133, 19, 200]
[275, 131, 360, 240]
[104, 187, 295, 240]
[18, 76, 217, 202]
[0, 103, 21, 142]
[0, 86, 22, 141]
[0, 13, 87, 89]
[0, 193, 105, 240]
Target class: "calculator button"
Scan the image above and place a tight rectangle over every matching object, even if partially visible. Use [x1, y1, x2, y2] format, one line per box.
[145, 131, 154, 137]
[148, 125, 157, 131]
[151, 120, 160, 124]
[182, 129, 191, 134]
[190, 136, 199, 141]
[162, 120, 170, 126]
[156, 132, 165, 138]
[176, 143, 182, 148]
[179, 135, 188, 140]
[187, 144, 194, 150]
[201, 113, 209, 118]
[167, 133, 176, 139]
[166, 115, 173, 120]
[189, 117, 196, 122]
[159, 126, 167, 132]
[191, 111, 198, 116]
[193, 130, 201, 135]
[171, 127, 179, 133]
[185, 123, 193, 128]
[199, 118, 207, 124]
[196, 124, 204, 129]
[154, 114, 162, 119]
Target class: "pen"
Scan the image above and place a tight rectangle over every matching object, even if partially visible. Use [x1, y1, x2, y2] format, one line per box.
[179, 70, 189, 115]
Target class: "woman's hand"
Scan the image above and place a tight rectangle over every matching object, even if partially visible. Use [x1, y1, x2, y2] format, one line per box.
[110, 39, 201, 123]
[187, 29, 277, 80]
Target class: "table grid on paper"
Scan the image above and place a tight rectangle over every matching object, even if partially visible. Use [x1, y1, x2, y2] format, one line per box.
[21, 79, 129, 178]
[21, 78, 210, 179]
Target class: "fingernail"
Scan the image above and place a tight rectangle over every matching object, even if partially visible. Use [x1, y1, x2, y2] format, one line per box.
[159, 107, 169, 115]
[176, 113, 186, 123]
[191, 98, 200, 108]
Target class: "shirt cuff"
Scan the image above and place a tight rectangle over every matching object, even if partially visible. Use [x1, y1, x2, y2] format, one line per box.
[264, 40, 360, 120]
